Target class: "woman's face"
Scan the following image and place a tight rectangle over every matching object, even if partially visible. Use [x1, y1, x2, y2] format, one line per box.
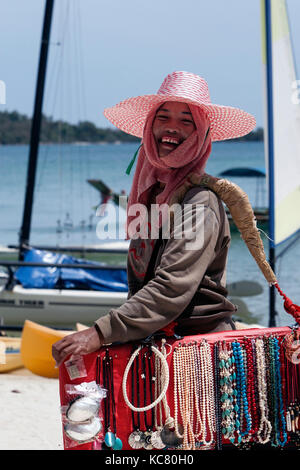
[152, 101, 196, 158]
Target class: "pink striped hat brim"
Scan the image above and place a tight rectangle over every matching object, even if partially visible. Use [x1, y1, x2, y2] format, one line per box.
[103, 94, 256, 142]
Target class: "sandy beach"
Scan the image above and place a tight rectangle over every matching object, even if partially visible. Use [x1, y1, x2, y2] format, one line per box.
[0, 368, 63, 450]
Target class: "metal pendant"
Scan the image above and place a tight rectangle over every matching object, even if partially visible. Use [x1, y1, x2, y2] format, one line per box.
[112, 436, 123, 450]
[104, 431, 116, 448]
[160, 424, 184, 447]
[128, 430, 144, 449]
[150, 430, 166, 449]
[143, 430, 153, 450]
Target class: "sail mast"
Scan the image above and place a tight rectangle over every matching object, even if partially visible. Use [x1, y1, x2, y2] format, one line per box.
[18, 0, 55, 259]
[264, 0, 277, 326]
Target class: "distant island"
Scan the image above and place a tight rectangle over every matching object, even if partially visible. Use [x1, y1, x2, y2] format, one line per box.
[0, 110, 263, 145]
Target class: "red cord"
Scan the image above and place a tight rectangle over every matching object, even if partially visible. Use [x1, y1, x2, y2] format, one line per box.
[274, 283, 300, 324]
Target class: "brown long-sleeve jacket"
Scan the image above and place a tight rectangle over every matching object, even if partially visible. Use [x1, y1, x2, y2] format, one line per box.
[95, 184, 236, 344]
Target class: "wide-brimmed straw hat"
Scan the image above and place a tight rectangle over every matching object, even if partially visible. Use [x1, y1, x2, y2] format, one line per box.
[103, 71, 256, 141]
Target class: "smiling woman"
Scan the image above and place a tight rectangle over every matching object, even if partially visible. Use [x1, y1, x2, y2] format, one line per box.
[52, 71, 257, 366]
[152, 102, 196, 158]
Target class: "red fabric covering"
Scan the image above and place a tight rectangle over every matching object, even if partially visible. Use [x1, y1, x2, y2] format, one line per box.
[58, 326, 291, 450]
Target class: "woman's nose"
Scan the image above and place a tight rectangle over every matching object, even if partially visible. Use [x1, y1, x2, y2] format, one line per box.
[165, 120, 180, 134]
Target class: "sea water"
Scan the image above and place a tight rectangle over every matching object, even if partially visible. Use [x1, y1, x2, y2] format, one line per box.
[0, 141, 299, 327]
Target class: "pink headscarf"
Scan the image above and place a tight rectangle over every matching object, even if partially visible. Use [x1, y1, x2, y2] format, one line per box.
[126, 103, 212, 239]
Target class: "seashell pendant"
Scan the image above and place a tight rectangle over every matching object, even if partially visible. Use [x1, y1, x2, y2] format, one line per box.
[66, 396, 99, 424]
[64, 416, 102, 443]
[128, 430, 144, 449]
[150, 430, 166, 449]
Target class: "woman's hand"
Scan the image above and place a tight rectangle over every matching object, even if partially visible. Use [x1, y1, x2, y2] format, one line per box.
[52, 326, 102, 367]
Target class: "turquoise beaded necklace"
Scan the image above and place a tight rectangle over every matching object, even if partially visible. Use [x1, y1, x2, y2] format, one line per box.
[219, 342, 238, 444]
[232, 341, 251, 441]
[272, 336, 288, 447]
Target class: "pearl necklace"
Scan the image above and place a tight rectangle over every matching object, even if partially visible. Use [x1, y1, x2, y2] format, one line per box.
[173, 341, 215, 450]
[173, 343, 194, 449]
[198, 340, 216, 447]
[255, 338, 272, 444]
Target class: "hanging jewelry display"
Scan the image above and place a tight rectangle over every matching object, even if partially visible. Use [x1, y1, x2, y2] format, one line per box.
[231, 340, 251, 443]
[243, 338, 259, 440]
[213, 342, 222, 450]
[282, 327, 300, 364]
[173, 343, 194, 450]
[151, 339, 174, 450]
[270, 336, 287, 447]
[254, 338, 272, 444]
[264, 336, 287, 447]
[173, 340, 215, 450]
[102, 349, 123, 450]
[197, 340, 216, 447]
[117, 331, 300, 450]
[141, 348, 155, 450]
[282, 327, 300, 445]
[122, 342, 170, 449]
[283, 335, 300, 446]
[218, 341, 238, 444]
[127, 349, 144, 449]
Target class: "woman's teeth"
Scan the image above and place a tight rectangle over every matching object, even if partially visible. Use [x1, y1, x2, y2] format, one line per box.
[161, 137, 179, 145]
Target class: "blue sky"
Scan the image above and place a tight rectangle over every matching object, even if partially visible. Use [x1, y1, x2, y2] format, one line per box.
[0, 0, 300, 129]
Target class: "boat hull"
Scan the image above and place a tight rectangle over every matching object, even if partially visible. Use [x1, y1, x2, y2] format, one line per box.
[0, 285, 127, 328]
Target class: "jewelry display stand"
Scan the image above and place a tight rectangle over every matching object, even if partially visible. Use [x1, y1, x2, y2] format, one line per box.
[59, 325, 299, 450]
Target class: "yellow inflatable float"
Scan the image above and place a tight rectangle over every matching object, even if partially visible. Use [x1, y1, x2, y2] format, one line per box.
[21, 320, 88, 378]
[0, 336, 23, 373]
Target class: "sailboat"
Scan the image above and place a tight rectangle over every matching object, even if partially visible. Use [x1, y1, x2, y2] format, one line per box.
[0, 0, 128, 328]
[261, 0, 300, 326]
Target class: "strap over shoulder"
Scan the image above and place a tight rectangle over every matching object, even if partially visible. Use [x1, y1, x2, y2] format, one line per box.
[187, 172, 299, 325]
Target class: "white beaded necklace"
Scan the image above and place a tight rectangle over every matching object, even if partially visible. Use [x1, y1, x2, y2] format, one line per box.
[122, 344, 169, 412]
[198, 340, 216, 447]
[173, 341, 216, 450]
[173, 344, 194, 449]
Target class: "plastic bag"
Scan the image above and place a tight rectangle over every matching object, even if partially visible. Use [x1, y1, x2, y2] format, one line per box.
[61, 381, 107, 449]
[64, 355, 87, 380]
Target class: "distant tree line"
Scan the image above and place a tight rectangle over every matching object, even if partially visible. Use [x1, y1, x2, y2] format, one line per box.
[0, 110, 264, 145]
